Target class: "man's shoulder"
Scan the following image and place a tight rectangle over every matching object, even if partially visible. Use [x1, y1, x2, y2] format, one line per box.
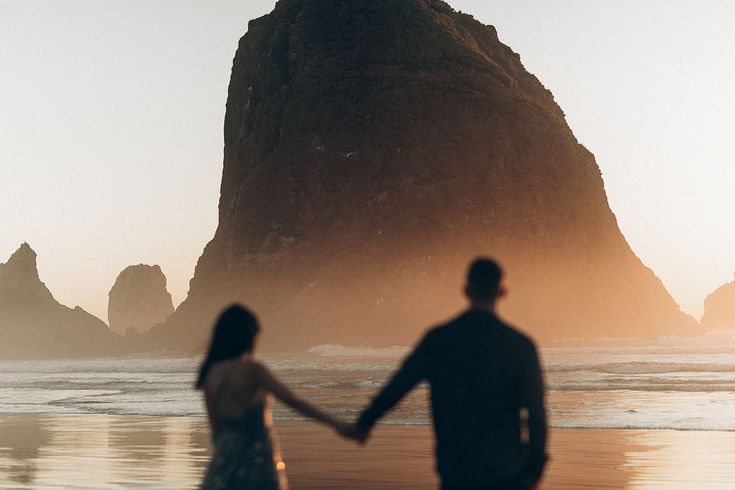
[434, 310, 537, 347]
[496, 320, 540, 358]
[497, 318, 536, 345]
[424, 311, 472, 337]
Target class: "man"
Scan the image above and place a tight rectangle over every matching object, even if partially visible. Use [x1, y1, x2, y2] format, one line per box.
[354, 258, 547, 489]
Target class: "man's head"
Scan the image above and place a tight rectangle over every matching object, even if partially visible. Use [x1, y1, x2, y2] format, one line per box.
[464, 257, 505, 306]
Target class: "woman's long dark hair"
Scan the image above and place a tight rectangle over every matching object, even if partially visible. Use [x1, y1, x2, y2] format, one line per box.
[195, 304, 260, 389]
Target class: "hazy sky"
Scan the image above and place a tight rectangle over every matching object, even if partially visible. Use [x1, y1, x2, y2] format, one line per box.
[2, 1, 734, 321]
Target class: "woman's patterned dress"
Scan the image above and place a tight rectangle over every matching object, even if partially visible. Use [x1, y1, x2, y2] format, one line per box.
[200, 398, 289, 490]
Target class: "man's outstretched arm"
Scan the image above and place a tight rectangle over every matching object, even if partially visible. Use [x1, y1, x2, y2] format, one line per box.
[356, 333, 432, 435]
[521, 340, 548, 483]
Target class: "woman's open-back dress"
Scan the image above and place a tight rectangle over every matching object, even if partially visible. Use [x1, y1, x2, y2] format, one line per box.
[200, 379, 289, 489]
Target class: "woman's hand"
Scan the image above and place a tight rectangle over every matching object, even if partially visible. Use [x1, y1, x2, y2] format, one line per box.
[333, 421, 370, 444]
[333, 420, 356, 438]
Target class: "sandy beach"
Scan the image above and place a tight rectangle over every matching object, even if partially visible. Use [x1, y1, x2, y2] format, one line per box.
[1, 414, 735, 489]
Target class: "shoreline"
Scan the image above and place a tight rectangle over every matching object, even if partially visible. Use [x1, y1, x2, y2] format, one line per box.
[1, 413, 735, 488]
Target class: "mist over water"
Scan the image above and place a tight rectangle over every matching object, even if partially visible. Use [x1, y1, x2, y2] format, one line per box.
[5, 338, 735, 431]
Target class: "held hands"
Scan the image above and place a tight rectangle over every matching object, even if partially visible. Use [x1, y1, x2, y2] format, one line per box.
[333, 421, 370, 444]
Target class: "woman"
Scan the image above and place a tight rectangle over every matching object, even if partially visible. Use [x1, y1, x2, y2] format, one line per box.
[196, 304, 351, 490]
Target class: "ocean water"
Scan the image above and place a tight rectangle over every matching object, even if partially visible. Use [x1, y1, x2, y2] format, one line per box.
[3, 340, 735, 431]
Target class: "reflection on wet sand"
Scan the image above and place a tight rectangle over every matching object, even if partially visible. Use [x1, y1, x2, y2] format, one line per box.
[2, 415, 735, 489]
[625, 430, 735, 489]
[546, 429, 735, 489]
[0, 414, 211, 489]
[0, 414, 50, 486]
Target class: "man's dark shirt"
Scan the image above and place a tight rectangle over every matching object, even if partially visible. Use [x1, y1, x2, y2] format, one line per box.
[357, 308, 547, 486]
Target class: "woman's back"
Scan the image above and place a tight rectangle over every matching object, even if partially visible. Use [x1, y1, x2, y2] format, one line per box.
[204, 360, 266, 432]
[200, 360, 287, 490]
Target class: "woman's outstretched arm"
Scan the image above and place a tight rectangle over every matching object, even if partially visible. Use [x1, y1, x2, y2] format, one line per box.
[254, 363, 351, 435]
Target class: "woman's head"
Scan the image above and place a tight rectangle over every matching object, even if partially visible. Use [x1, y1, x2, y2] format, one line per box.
[195, 304, 261, 389]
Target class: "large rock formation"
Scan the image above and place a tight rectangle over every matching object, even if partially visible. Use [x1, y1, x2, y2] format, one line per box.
[0, 243, 123, 358]
[701, 274, 735, 330]
[108, 264, 174, 335]
[147, 0, 696, 351]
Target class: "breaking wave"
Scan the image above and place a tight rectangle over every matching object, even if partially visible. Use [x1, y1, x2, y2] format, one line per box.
[307, 344, 409, 358]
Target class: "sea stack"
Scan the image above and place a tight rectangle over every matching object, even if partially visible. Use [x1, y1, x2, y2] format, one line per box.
[108, 264, 175, 335]
[146, 0, 696, 351]
[701, 274, 735, 330]
[0, 243, 123, 358]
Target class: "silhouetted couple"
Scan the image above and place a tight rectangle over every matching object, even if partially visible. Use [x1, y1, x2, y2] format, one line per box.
[196, 258, 548, 490]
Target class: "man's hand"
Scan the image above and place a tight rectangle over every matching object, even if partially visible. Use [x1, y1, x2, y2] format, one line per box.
[352, 424, 370, 445]
[335, 422, 371, 444]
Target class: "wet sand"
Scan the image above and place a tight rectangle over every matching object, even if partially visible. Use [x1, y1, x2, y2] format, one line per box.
[2, 414, 735, 489]
[279, 423, 735, 489]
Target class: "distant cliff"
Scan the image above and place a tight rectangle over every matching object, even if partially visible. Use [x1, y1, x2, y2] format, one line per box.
[146, 0, 696, 351]
[108, 264, 174, 335]
[0, 243, 123, 358]
[701, 275, 735, 330]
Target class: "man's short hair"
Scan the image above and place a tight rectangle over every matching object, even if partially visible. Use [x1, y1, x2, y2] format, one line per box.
[467, 258, 503, 300]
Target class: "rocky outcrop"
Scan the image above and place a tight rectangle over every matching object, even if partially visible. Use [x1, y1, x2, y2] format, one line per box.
[146, 0, 696, 352]
[108, 264, 174, 335]
[701, 275, 735, 330]
[0, 243, 123, 358]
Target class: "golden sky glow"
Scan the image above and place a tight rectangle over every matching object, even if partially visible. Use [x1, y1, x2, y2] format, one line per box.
[1, 1, 733, 322]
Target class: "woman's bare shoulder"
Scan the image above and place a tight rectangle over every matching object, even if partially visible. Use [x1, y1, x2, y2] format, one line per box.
[205, 358, 268, 385]
[234, 359, 269, 378]
[204, 359, 261, 394]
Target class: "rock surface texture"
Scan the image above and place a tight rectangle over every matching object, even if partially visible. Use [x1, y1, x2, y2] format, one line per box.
[0, 243, 122, 358]
[108, 265, 174, 335]
[147, 0, 696, 351]
[701, 275, 735, 330]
